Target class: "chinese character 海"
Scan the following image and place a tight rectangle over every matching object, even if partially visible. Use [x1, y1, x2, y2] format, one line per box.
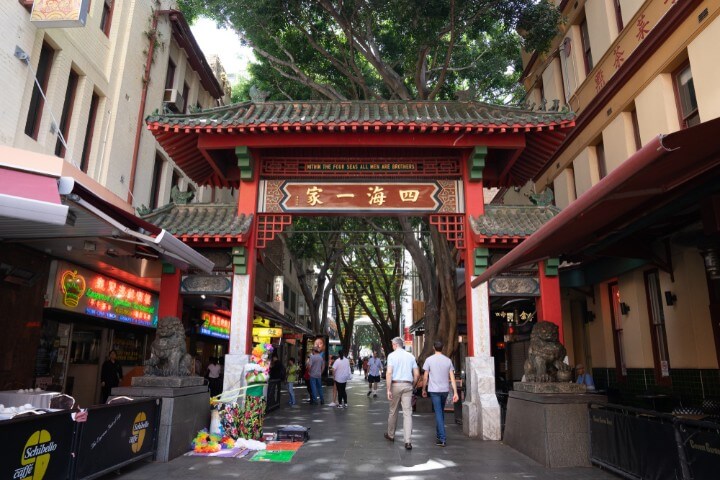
[367, 186, 387, 206]
[399, 190, 420, 202]
[306, 186, 324, 206]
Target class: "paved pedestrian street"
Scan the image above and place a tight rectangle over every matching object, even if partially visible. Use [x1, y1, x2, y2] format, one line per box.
[105, 373, 617, 480]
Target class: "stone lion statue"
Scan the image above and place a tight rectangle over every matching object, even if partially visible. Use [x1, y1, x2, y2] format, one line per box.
[144, 316, 192, 377]
[523, 321, 572, 383]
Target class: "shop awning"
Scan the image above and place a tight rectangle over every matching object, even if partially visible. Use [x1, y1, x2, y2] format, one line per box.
[58, 178, 214, 273]
[0, 168, 68, 225]
[254, 297, 313, 336]
[471, 117, 720, 287]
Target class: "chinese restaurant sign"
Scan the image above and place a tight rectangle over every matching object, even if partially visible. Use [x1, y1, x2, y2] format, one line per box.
[200, 311, 230, 340]
[48, 261, 158, 327]
[31, 0, 89, 28]
[260, 180, 461, 213]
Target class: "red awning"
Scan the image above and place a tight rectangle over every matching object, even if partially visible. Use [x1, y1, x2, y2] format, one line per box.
[0, 168, 68, 225]
[471, 117, 720, 287]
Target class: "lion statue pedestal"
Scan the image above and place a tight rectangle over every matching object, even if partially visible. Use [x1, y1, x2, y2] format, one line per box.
[111, 317, 209, 462]
[503, 321, 607, 467]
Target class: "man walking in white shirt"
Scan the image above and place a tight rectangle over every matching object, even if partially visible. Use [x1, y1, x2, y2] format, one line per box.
[384, 337, 419, 450]
[422, 340, 458, 447]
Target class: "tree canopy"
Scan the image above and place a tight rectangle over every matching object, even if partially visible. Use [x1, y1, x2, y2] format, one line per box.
[179, 0, 560, 102]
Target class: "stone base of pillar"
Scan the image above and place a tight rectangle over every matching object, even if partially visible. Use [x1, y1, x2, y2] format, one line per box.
[222, 353, 249, 403]
[462, 356, 501, 440]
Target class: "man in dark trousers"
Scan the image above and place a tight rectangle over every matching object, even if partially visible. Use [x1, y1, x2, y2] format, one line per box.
[422, 340, 458, 447]
[100, 349, 123, 403]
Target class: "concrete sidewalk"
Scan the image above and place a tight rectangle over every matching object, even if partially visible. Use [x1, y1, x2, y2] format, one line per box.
[105, 371, 617, 479]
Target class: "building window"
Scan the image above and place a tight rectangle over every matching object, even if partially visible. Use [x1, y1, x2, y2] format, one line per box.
[165, 59, 176, 91]
[644, 270, 672, 385]
[613, 0, 624, 32]
[595, 141, 607, 180]
[674, 63, 700, 129]
[80, 92, 100, 173]
[100, 0, 114, 36]
[580, 18, 593, 74]
[24, 42, 55, 139]
[149, 153, 164, 209]
[609, 282, 627, 380]
[55, 70, 80, 158]
[182, 82, 190, 113]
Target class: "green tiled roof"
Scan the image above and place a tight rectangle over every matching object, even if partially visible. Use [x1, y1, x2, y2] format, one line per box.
[147, 100, 573, 129]
[471, 205, 560, 237]
[141, 203, 252, 238]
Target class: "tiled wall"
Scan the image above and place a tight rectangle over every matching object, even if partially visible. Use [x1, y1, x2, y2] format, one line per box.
[592, 367, 720, 411]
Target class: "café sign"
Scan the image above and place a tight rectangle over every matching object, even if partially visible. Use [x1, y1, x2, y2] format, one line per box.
[200, 311, 230, 340]
[252, 327, 283, 338]
[31, 0, 90, 28]
[260, 180, 461, 213]
[47, 261, 158, 328]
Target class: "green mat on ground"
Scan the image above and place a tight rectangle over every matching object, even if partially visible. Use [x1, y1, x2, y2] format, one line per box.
[250, 450, 296, 462]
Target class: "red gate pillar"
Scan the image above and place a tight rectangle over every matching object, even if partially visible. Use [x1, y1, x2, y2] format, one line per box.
[224, 147, 260, 394]
[158, 264, 183, 319]
[462, 146, 501, 440]
[536, 259, 564, 342]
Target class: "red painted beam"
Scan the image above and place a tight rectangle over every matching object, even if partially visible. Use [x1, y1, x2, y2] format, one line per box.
[197, 132, 528, 149]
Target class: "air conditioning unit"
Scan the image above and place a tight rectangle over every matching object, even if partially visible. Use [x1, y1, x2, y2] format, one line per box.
[163, 88, 185, 113]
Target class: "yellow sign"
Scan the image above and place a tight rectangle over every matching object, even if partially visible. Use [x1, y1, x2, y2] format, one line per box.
[252, 327, 282, 338]
[31, 0, 89, 28]
[17, 430, 55, 479]
[253, 316, 270, 327]
[130, 412, 149, 453]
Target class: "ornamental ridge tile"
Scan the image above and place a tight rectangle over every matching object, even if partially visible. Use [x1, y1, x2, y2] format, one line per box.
[470, 205, 560, 237]
[147, 100, 573, 129]
[140, 203, 251, 237]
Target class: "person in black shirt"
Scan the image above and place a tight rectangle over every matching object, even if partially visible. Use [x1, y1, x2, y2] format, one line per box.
[100, 349, 123, 403]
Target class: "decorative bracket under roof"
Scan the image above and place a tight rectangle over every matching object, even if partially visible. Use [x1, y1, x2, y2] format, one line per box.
[236, 146, 254, 181]
[429, 214, 465, 251]
[256, 214, 292, 249]
[468, 146, 487, 181]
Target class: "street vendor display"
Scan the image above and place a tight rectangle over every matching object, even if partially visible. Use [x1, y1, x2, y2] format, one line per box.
[240, 343, 273, 440]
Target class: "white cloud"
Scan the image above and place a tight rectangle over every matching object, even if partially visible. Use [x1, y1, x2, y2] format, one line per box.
[190, 17, 254, 78]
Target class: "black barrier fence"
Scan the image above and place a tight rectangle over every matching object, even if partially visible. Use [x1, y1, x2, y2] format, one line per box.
[73, 398, 161, 480]
[589, 403, 720, 480]
[267, 379, 281, 412]
[0, 397, 161, 480]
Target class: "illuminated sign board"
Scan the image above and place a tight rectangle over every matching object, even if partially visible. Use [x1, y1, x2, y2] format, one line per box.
[200, 311, 230, 340]
[49, 261, 158, 328]
[31, 0, 89, 28]
[252, 327, 282, 338]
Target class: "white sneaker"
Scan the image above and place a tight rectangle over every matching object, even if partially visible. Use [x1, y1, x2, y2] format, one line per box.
[328, 402, 337, 407]
[343, 404, 348, 408]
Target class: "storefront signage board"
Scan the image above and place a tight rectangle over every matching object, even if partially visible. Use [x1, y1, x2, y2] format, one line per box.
[252, 327, 282, 338]
[47, 261, 158, 328]
[31, 0, 89, 28]
[200, 311, 230, 340]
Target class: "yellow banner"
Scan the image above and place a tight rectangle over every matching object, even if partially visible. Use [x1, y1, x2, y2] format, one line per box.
[252, 327, 282, 338]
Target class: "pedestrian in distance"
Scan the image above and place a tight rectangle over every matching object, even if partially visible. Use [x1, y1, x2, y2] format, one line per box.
[362, 356, 369, 379]
[328, 355, 339, 406]
[367, 351, 383, 398]
[286, 358, 299, 406]
[384, 337, 419, 450]
[308, 347, 325, 405]
[332, 350, 352, 408]
[100, 349, 123, 403]
[422, 340, 459, 447]
[206, 356, 223, 398]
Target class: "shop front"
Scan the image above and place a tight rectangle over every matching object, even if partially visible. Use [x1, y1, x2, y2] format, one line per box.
[39, 260, 160, 406]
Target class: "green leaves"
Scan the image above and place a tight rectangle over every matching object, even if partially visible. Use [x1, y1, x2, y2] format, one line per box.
[179, 0, 560, 102]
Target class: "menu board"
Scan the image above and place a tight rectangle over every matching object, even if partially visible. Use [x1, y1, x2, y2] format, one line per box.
[199, 311, 230, 340]
[47, 261, 158, 328]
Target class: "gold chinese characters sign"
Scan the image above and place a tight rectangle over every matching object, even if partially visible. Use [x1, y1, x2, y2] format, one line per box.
[261, 180, 461, 213]
[31, 0, 89, 28]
